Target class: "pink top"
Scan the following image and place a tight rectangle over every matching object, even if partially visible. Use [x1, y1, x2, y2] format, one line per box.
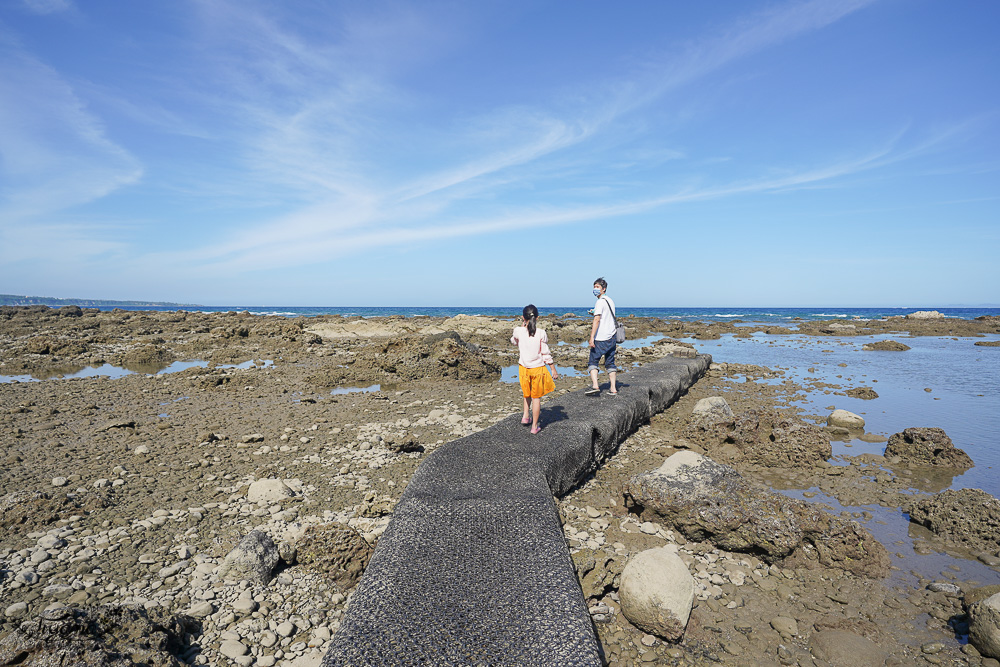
[511, 326, 554, 368]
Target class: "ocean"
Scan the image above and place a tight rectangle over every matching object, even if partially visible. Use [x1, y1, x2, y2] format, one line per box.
[88, 305, 999, 323]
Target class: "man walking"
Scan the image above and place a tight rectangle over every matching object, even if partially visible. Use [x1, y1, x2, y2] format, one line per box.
[586, 277, 618, 396]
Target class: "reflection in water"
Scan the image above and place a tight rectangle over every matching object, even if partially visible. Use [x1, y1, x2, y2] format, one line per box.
[499, 364, 583, 384]
[331, 384, 380, 395]
[0, 359, 274, 383]
[619, 334, 666, 350]
[891, 464, 966, 494]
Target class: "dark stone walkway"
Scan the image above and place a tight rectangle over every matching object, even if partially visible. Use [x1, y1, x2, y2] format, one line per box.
[323, 355, 711, 666]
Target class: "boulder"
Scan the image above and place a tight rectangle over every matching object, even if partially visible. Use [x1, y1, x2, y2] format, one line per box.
[691, 397, 733, 420]
[295, 522, 373, 591]
[683, 408, 830, 467]
[966, 585, 1000, 609]
[969, 592, 1000, 659]
[247, 479, 297, 504]
[618, 547, 694, 641]
[846, 387, 879, 400]
[822, 323, 857, 334]
[217, 530, 280, 584]
[0, 605, 196, 666]
[623, 452, 890, 577]
[118, 344, 176, 369]
[906, 310, 945, 319]
[57, 305, 83, 317]
[885, 427, 973, 468]
[908, 488, 1000, 554]
[862, 340, 910, 351]
[827, 409, 865, 430]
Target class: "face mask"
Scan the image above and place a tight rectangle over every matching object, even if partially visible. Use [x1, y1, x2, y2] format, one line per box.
[593, 289, 602, 297]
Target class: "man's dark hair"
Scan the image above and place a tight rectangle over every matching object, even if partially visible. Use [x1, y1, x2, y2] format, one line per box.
[594, 277, 607, 290]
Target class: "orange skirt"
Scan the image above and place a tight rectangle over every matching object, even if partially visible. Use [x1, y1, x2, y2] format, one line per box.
[519, 364, 555, 399]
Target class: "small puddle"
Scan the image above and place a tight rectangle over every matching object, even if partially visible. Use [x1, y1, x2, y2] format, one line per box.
[331, 384, 381, 395]
[499, 364, 584, 384]
[618, 334, 666, 349]
[0, 359, 273, 383]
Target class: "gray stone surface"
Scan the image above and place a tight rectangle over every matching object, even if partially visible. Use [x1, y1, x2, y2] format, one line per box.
[970, 593, 1000, 659]
[619, 547, 694, 640]
[692, 396, 733, 419]
[827, 409, 865, 430]
[623, 451, 891, 577]
[217, 529, 280, 585]
[322, 355, 710, 666]
[886, 427, 974, 467]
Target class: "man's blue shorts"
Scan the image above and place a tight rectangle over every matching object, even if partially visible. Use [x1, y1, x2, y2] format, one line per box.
[588, 337, 617, 373]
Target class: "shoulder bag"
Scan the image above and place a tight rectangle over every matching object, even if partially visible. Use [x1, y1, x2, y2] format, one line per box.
[601, 297, 626, 344]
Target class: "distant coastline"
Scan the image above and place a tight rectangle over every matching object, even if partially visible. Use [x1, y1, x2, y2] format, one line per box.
[0, 294, 202, 308]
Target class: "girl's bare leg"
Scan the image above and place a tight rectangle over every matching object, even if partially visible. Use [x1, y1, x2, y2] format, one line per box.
[522, 395, 530, 422]
[531, 397, 541, 429]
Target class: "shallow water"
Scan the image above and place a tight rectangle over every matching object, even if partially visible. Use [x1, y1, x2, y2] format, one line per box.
[331, 384, 381, 395]
[499, 364, 584, 383]
[686, 333, 1000, 492]
[0, 359, 273, 383]
[686, 332, 1000, 583]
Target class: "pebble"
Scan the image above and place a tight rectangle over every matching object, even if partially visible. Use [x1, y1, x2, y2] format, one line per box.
[277, 620, 296, 637]
[770, 616, 798, 637]
[16, 570, 40, 585]
[233, 598, 259, 614]
[4, 602, 28, 618]
[978, 553, 1000, 567]
[51, 477, 68, 487]
[187, 601, 214, 618]
[927, 582, 961, 596]
[219, 640, 249, 658]
[921, 643, 945, 654]
[639, 522, 659, 535]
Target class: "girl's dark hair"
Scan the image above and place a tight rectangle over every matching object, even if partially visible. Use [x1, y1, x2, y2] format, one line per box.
[523, 304, 538, 337]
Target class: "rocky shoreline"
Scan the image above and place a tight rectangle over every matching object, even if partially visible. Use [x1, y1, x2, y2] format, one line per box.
[1, 307, 999, 665]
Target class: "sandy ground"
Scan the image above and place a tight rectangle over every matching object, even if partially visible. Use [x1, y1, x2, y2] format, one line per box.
[1, 307, 998, 666]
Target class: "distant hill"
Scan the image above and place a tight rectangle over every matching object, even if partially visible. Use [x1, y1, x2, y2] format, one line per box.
[0, 294, 201, 308]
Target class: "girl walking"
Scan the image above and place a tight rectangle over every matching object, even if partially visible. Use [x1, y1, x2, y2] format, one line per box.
[511, 304, 559, 434]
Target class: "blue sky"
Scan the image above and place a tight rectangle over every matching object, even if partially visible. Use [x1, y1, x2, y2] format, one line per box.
[1, 0, 997, 307]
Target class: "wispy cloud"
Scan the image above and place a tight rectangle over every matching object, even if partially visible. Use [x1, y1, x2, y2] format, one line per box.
[0, 40, 142, 225]
[161, 0, 882, 274]
[0, 0, 923, 285]
[21, 0, 72, 15]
